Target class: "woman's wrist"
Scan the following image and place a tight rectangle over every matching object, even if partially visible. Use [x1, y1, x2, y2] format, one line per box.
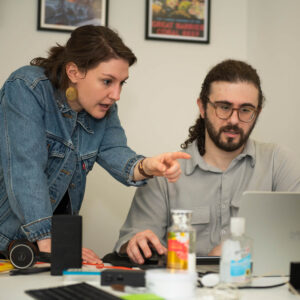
[133, 158, 153, 181]
[138, 158, 153, 178]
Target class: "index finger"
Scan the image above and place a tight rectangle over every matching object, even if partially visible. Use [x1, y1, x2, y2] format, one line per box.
[169, 152, 191, 161]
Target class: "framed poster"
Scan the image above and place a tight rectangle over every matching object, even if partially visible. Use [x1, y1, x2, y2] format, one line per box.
[38, 0, 109, 33]
[146, 0, 210, 44]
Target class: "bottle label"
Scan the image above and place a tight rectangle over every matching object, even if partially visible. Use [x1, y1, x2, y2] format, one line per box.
[230, 253, 252, 282]
[167, 232, 189, 270]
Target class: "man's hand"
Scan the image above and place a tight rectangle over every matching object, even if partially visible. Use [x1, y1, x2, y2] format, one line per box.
[37, 238, 102, 264]
[123, 230, 167, 264]
[134, 152, 191, 182]
[208, 243, 223, 256]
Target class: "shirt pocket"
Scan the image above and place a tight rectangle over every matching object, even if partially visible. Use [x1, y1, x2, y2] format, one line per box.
[81, 152, 97, 175]
[46, 138, 66, 177]
[191, 206, 211, 255]
[191, 206, 210, 234]
[230, 197, 241, 217]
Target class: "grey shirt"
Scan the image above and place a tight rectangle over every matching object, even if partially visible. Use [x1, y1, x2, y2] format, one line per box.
[114, 139, 300, 255]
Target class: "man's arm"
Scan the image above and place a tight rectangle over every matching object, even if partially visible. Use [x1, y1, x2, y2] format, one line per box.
[114, 176, 169, 264]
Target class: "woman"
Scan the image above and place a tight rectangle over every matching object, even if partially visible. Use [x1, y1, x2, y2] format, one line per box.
[0, 25, 190, 263]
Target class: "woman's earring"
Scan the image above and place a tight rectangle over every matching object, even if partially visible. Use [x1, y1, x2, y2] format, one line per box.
[65, 87, 78, 101]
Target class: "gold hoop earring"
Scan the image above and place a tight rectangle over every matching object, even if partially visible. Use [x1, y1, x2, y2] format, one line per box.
[65, 87, 78, 101]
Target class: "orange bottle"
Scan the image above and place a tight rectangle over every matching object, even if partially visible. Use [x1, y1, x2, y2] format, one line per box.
[167, 209, 196, 271]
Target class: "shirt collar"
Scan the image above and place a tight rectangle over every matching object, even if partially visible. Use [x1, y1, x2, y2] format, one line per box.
[184, 141, 220, 175]
[184, 139, 256, 175]
[235, 138, 256, 167]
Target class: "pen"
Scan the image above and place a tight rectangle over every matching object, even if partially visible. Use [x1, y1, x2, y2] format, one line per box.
[83, 262, 133, 270]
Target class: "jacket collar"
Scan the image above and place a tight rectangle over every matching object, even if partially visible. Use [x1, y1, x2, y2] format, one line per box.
[55, 90, 94, 134]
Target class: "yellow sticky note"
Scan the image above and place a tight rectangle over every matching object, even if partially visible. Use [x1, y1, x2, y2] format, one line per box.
[0, 260, 14, 272]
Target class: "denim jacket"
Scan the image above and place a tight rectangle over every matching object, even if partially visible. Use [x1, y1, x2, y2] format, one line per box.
[0, 66, 145, 251]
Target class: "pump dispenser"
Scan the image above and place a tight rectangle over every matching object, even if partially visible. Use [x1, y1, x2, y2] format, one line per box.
[220, 217, 252, 285]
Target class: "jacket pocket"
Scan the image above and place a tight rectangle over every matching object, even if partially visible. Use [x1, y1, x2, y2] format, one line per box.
[47, 138, 66, 158]
[81, 152, 97, 174]
[46, 138, 67, 176]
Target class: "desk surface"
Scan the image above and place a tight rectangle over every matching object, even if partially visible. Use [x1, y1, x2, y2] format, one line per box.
[0, 271, 299, 300]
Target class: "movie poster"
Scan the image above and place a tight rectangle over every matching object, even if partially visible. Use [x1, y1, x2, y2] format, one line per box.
[38, 0, 108, 32]
[146, 0, 210, 43]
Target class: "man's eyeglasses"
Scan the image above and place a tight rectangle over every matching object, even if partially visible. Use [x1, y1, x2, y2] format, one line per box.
[207, 99, 258, 123]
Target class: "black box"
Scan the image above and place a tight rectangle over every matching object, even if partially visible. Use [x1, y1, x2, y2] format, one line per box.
[290, 262, 300, 292]
[51, 215, 82, 275]
[101, 269, 145, 287]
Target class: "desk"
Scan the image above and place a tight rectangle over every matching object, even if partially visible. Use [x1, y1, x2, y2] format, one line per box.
[0, 271, 299, 300]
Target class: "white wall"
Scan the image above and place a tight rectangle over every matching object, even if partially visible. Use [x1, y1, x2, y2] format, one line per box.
[247, 0, 300, 153]
[1, 0, 298, 258]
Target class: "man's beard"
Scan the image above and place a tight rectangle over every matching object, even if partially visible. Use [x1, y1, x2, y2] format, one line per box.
[204, 115, 256, 152]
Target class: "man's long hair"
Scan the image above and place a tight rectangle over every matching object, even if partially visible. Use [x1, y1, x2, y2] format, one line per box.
[181, 59, 265, 155]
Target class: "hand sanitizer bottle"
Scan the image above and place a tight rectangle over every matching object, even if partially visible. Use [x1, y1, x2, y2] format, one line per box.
[220, 217, 252, 285]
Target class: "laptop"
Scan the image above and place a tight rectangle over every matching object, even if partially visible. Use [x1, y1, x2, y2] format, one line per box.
[238, 191, 300, 276]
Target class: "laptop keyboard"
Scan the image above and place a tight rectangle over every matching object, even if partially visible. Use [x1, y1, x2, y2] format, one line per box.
[25, 282, 121, 300]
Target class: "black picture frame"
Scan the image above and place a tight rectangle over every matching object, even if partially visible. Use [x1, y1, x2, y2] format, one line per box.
[145, 0, 210, 44]
[37, 0, 109, 33]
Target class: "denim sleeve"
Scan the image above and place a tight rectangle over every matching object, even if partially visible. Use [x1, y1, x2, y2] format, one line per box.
[96, 104, 146, 187]
[0, 78, 52, 241]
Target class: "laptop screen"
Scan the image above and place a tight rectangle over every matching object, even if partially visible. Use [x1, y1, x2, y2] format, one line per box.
[238, 191, 300, 276]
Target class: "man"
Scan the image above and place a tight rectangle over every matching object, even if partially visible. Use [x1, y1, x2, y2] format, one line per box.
[114, 59, 300, 264]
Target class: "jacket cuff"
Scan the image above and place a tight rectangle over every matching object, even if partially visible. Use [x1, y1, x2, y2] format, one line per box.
[126, 155, 147, 186]
[21, 216, 52, 242]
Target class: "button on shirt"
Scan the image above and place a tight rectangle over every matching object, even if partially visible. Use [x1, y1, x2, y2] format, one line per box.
[114, 139, 300, 255]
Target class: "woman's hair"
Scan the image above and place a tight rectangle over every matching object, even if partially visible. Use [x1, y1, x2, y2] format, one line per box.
[181, 59, 265, 155]
[30, 25, 137, 90]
